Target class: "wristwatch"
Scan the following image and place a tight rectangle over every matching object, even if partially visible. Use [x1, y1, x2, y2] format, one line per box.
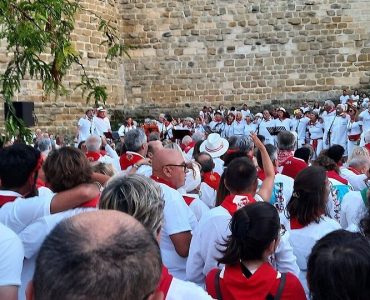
[133, 163, 140, 169]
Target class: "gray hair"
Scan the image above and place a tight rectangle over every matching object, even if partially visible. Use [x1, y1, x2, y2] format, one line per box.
[192, 131, 205, 142]
[324, 100, 335, 108]
[85, 135, 102, 152]
[182, 135, 193, 145]
[235, 136, 254, 152]
[348, 157, 370, 170]
[124, 129, 147, 152]
[38, 138, 52, 152]
[99, 174, 164, 235]
[277, 131, 296, 151]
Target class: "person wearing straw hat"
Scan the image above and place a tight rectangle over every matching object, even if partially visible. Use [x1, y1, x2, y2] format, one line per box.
[199, 133, 229, 175]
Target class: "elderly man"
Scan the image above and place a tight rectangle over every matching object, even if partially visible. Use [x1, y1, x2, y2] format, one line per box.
[93, 106, 111, 136]
[321, 100, 336, 149]
[341, 157, 370, 191]
[329, 104, 350, 155]
[291, 109, 309, 148]
[151, 149, 198, 280]
[120, 128, 152, 176]
[26, 210, 162, 300]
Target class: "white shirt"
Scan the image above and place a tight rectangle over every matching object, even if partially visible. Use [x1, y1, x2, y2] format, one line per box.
[93, 116, 111, 136]
[222, 123, 233, 139]
[181, 194, 209, 222]
[0, 223, 24, 287]
[159, 183, 198, 280]
[213, 157, 224, 175]
[347, 119, 362, 136]
[18, 208, 95, 300]
[167, 277, 213, 299]
[327, 177, 352, 223]
[0, 188, 54, 234]
[291, 117, 310, 141]
[359, 110, 370, 133]
[321, 110, 336, 138]
[340, 190, 367, 229]
[200, 182, 217, 209]
[307, 121, 324, 139]
[340, 95, 350, 104]
[186, 204, 300, 285]
[331, 114, 350, 147]
[340, 168, 367, 191]
[231, 120, 245, 136]
[209, 121, 224, 134]
[244, 122, 257, 136]
[117, 125, 136, 137]
[257, 119, 275, 145]
[78, 116, 93, 142]
[275, 118, 292, 131]
[282, 216, 341, 295]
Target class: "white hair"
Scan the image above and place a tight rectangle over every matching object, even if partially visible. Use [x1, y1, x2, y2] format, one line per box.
[182, 135, 193, 145]
[86, 135, 102, 152]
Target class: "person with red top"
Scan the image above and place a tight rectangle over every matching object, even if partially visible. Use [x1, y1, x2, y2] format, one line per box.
[276, 131, 296, 166]
[206, 202, 306, 300]
[281, 166, 341, 296]
[19, 147, 103, 298]
[151, 148, 198, 280]
[99, 174, 212, 300]
[186, 134, 300, 285]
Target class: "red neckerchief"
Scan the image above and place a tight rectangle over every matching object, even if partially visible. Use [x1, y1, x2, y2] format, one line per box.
[183, 141, 196, 154]
[347, 167, 362, 175]
[79, 195, 100, 208]
[0, 194, 19, 207]
[86, 151, 101, 162]
[119, 152, 143, 170]
[257, 169, 278, 181]
[156, 266, 173, 298]
[290, 217, 305, 230]
[209, 263, 277, 299]
[203, 171, 220, 190]
[226, 149, 238, 155]
[278, 150, 294, 166]
[36, 178, 46, 189]
[365, 144, 370, 154]
[183, 195, 196, 206]
[328, 108, 336, 114]
[327, 170, 348, 185]
[151, 175, 176, 189]
[221, 194, 256, 216]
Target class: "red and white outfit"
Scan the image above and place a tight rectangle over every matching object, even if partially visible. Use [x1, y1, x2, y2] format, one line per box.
[347, 119, 362, 157]
[117, 124, 136, 137]
[280, 157, 308, 179]
[321, 110, 336, 150]
[93, 115, 111, 136]
[77, 116, 94, 143]
[86, 144, 120, 172]
[281, 215, 341, 296]
[230, 120, 245, 136]
[200, 171, 220, 209]
[120, 151, 152, 177]
[0, 223, 24, 289]
[182, 194, 209, 222]
[206, 262, 306, 300]
[157, 266, 213, 300]
[340, 167, 367, 191]
[183, 141, 196, 161]
[186, 194, 300, 285]
[340, 189, 368, 229]
[151, 176, 198, 280]
[331, 114, 351, 155]
[307, 120, 324, 158]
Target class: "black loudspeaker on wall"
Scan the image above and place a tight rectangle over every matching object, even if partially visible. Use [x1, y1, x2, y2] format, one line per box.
[4, 102, 35, 127]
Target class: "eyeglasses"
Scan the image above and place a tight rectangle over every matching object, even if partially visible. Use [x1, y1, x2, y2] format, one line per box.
[165, 163, 187, 172]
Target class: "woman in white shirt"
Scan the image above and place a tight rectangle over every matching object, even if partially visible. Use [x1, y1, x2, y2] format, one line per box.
[118, 117, 136, 137]
[307, 112, 324, 159]
[282, 166, 341, 295]
[347, 106, 362, 158]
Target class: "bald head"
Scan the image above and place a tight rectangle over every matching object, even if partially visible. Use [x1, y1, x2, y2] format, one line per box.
[152, 148, 184, 171]
[31, 210, 162, 300]
[147, 140, 163, 159]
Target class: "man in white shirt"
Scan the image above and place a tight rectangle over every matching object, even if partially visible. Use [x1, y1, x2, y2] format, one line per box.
[120, 128, 152, 176]
[151, 149, 198, 280]
[341, 158, 370, 191]
[93, 106, 111, 136]
[321, 100, 337, 149]
[76, 108, 94, 143]
[340, 89, 350, 105]
[291, 109, 309, 148]
[199, 133, 229, 175]
[0, 223, 24, 300]
[231, 111, 245, 136]
[330, 104, 350, 155]
[26, 211, 163, 300]
[257, 110, 275, 145]
[359, 106, 370, 146]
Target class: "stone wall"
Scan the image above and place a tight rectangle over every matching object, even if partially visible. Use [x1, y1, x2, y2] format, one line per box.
[1, 0, 370, 134]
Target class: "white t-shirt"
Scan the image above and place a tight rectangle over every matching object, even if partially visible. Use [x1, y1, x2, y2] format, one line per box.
[291, 117, 310, 141]
[200, 182, 217, 209]
[186, 203, 300, 285]
[93, 116, 111, 136]
[159, 183, 198, 280]
[340, 190, 367, 229]
[359, 110, 370, 133]
[340, 95, 350, 104]
[0, 223, 24, 287]
[0, 188, 54, 234]
[78, 117, 93, 142]
[213, 157, 224, 176]
[167, 277, 213, 299]
[182, 194, 209, 222]
[18, 208, 95, 300]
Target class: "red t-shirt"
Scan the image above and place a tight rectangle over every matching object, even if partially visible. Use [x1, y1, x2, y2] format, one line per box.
[206, 263, 306, 300]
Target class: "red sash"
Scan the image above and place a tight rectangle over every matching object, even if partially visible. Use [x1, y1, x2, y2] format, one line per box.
[119, 152, 143, 170]
[151, 175, 176, 189]
[203, 172, 220, 190]
[86, 151, 101, 162]
[0, 194, 19, 207]
[183, 195, 196, 206]
[156, 266, 173, 298]
[327, 170, 348, 185]
[221, 194, 256, 216]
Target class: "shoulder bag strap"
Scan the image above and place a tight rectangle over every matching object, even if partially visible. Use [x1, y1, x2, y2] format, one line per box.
[214, 269, 223, 300]
[274, 273, 286, 300]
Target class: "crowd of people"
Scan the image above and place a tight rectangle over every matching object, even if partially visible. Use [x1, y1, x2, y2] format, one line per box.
[1, 89, 370, 300]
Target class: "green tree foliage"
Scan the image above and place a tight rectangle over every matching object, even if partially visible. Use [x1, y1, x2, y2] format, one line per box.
[0, 0, 129, 143]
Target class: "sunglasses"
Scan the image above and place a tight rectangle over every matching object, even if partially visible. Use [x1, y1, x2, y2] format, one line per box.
[165, 163, 187, 172]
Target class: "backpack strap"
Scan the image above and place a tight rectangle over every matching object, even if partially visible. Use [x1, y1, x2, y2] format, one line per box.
[360, 188, 369, 207]
[274, 273, 286, 300]
[214, 269, 223, 300]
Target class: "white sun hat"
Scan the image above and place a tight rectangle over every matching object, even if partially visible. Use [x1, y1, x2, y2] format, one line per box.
[199, 133, 229, 158]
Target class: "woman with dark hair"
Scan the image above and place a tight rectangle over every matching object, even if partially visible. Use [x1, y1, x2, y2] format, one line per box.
[206, 202, 306, 300]
[275, 107, 291, 131]
[307, 230, 370, 300]
[283, 166, 341, 295]
[347, 105, 362, 158]
[307, 111, 324, 159]
[222, 113, 235, 139]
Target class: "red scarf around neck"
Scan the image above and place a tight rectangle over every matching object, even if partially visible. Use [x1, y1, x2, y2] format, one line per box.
[119, 152, 143, 170]
[0, 194, 19, 207]
[183, 195, 196, 206]
[203, 171, 220, 190]
[86, 151, 101, 162]
[347, 166, 362, 175]
[289, 217, 305, 230]
[156, 266, 173, 298]
[151, 175, 176, 189]
[221, 194, 256, 216]
[183, 141, 196, 154]
[327, 170, 348, 185]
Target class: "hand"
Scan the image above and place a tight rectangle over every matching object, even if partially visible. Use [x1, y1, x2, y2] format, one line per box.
[249, 132, 264, 150]
[101, 135, 107, 147]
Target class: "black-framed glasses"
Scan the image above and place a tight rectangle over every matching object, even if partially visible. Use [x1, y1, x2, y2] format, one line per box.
[165, 163, 187, 172]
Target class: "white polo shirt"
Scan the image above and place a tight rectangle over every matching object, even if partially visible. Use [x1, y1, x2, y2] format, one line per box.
[159, 183, 198, 280]
[0, 223, 24, 287]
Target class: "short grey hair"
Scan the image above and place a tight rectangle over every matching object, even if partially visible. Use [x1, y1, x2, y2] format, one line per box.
[235, 136, 254, 152]
[324, 100, 335, 108]
[124, 129, 147, 152]
[192, 131, 205, 142]
[38, 138, 52, 152]
[348, 157, 370, 170]
[277, 131, 296, 151]
[99, 174, 164, 235]
[182, 135, 193, 145]
[85, 135, 101, 152]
